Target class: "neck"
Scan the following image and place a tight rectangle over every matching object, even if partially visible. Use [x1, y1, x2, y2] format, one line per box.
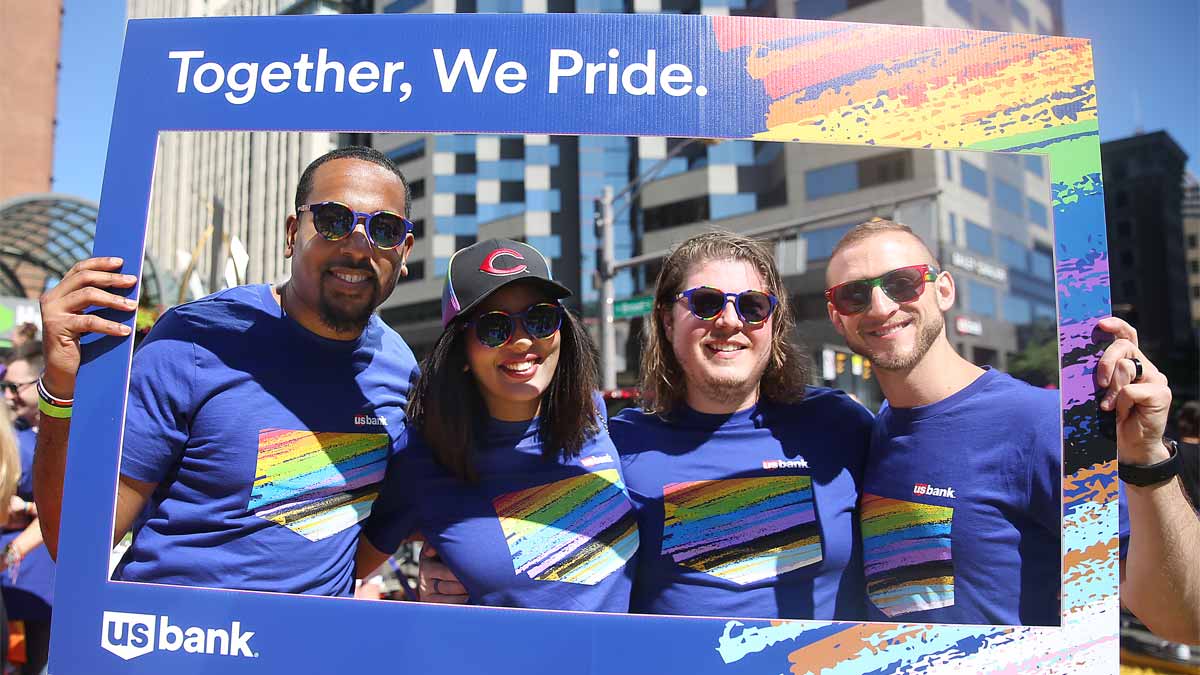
[685, 387, 759, 416]
[276, 282, 365, 341]
[873, 338, 985, 409]
[486, 398, 542, 423]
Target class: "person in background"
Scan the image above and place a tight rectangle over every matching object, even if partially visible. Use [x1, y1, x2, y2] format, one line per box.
[0, 407, 22, 672]
[0, 342, 53, 674]
[1173, 401, 1199, 511]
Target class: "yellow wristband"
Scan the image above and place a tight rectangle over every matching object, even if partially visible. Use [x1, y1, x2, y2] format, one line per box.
[38, 397, 72, 419]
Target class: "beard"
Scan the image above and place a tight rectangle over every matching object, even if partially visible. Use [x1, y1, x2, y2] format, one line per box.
[317, 276, 379, 333]
[685, 353, 770, 410]
[848, 311, 943, 372]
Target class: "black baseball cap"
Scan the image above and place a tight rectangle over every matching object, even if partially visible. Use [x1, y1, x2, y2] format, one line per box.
[441, 238, 572, 327]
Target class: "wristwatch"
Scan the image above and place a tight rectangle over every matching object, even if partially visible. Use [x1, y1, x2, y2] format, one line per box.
[1118, 438, 1180, 487]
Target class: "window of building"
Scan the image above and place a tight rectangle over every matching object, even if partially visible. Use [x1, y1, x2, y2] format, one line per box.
[1122, 279, 1136, 297]
[999, 235, 1028, 271]
[1117, 220, 1132, 237]
[994, 178, 1023, 216]
[499, 181, 525, 203]
[793, 0, 879, 18]
[1011, 0, 1030, 27]
[499, 137, 525, 160]
[1193, 286, 1200, 298]
[1191, 260, 1200, 273]
[805, 151, 912, 200]
[455, 235, 476, 251]
[408, 178, 425, 200]
[409, 218, 425, 239]
[455, 194, 477, 214]
[948, 0, 972, 22]
[1027, 198, 1048, 228]
[960, 159, 988, 196]
[805, 223, 855, 261]
[1188, 234, 1198, 249]
[1115, 190, 1129, 208]
[1031, 247, 1054, 281]
[967, 279, 997, 317]
[1120, 250, 1134, 267]
[1023, 154, 1044, 177]
[384, 0, 423, 12]
[387, 139, 426, 165]
[643, 195, 709, 232]
[965, 219, 993, 256]
[454, 154, 476, 174]
[1004, 294, 1032, 325]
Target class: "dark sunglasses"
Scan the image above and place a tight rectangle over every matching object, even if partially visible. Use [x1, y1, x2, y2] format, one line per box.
[824, 264, 940, 315]
[299, 201, 413, 251]
[676, 287, 778, 325]
[470, 303, 565, 348]
[0, 380, 36, 396]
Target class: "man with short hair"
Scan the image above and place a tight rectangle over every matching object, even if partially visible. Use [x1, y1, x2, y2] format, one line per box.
[34, 145, 420, 597]
[824, 219, 1198, 638]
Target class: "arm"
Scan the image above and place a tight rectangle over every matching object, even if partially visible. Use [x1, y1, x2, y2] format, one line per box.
[417, 543, 468, 604]
[355, 534, 392, 581]
[32, 258, 139, 559]
[1096, 317, 1200, 644]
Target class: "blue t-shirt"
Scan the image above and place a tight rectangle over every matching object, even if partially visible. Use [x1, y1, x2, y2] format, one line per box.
[861, 368, 1061, 625]
[611, 388, 873, 620]
[0, 421, 55, 621]
[116, 284, 418, 597]
[365, 413, 638, 612]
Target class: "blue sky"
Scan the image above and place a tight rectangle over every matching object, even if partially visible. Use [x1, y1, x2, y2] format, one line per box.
[50, 0, 1200, 202]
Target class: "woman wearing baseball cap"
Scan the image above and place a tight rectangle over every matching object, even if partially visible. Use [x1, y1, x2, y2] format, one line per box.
[359, 239, 638, 611]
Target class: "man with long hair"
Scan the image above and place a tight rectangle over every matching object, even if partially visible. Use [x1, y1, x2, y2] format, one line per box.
[824, 218, 1198, 639]
[609, 230, 873, 619]
[33, 146, 420, 597]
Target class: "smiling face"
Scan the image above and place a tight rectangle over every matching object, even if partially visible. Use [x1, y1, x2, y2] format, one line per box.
[465, 281, 562, 422]
[3, 358, 39, 425]
[825, 231, 954, 373]
[284, 158, 412, 339]
[664, 258, 774, 414]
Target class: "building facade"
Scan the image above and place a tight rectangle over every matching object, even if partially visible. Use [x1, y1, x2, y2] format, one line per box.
[132, 0, 1066, 403]
[1101, 131, 1196, 400]
[0, 1, 63, 297]
[1185, 173, 1200, 333]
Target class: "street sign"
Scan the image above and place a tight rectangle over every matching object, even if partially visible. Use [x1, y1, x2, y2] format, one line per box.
[613, 295, 653, 319]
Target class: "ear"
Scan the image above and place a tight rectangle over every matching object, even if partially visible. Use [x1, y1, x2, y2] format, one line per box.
[284, 215, 299, 259]
[398, 233, 415, 277]
[934, 270, 956, 312]
[826, 301, 848, 338]
[660, 308, 674, 344]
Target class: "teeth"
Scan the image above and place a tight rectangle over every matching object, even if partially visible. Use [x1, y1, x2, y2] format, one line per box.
[870, 322, 909, 337]
[708, 343, 744, 352]
[333, 271, 369, 283]
[502, 361, 535, 373]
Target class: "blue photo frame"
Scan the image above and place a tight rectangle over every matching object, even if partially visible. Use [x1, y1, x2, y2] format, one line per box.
[54, 13, 1120, 673]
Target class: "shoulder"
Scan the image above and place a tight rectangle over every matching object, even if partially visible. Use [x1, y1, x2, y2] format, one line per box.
[775, 387, 874, 429]
[608, 406, 666, 454]
[979, 370, 1060, 425]
[149, 284, 274, 340]
[366, 315, 420, 374]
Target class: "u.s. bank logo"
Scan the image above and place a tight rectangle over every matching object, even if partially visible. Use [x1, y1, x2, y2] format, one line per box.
[102, 612, 156, 660]
[101, 611, 257, 660]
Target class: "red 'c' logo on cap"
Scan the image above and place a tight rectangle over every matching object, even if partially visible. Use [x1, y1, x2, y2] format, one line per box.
[480, 248, 527, 276]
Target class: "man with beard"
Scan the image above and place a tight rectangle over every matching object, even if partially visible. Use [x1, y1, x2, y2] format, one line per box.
[609, 231, 873, 619]
[825, 219, 1196, 638]
[32, 146, 420, 597]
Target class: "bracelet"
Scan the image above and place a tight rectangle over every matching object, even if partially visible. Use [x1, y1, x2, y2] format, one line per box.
[37, 375, 73, 419]
[37, 375, 73, 407]
[2, 542, 22, 582]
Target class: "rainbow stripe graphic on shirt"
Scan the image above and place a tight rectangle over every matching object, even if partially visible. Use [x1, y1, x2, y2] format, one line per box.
[249, 428, 389, 542]
[493, 468, 638, 586]
[662, 476, 822, 586]
[861, 493, 955, 618]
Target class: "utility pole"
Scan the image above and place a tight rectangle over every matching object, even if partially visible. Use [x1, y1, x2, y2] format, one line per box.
[595, 186, 617, 391]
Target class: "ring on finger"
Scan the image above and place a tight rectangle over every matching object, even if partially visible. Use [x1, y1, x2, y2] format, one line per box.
[1128, 356, 1143, 383]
